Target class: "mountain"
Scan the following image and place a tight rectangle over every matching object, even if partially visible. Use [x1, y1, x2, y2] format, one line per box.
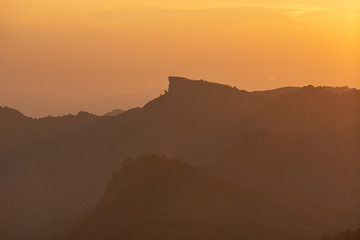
[210, 131, 360, 207]
[322, 229, 360, 240]
[103, 109, 125, 116]
[1, 77, 359, 240]
[253, 86, 300, 97]
[252, 85, 354, 97]
[0, 106, 30, 126]
[2, 88, 162, 118]
[59, 88, 162, 117]
[56, 155, 355, 240]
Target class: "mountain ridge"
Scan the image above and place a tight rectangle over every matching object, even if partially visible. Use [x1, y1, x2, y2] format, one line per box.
[1, 77, 359, 240]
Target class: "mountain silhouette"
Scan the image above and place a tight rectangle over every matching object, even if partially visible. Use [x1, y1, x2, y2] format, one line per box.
[103, 109, 125, 116]
[0, 77, 359, 240]
[55, 155, 355, 240]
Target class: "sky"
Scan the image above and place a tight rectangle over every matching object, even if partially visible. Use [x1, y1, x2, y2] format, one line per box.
[0, 0, 359, 117]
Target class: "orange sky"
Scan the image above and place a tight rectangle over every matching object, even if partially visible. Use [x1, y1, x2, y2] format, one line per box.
[0, 0, 359, 116]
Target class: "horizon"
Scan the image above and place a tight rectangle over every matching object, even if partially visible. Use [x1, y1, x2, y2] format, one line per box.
[1, 76, 357, 118]
[1, 0, 359, 116]
[0, 76, 358, 119]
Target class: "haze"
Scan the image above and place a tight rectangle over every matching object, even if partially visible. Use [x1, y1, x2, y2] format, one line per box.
[1, 0, 359, 117]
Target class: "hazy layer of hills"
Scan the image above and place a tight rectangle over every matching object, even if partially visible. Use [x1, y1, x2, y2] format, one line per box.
[0, 77, 359, 240]
[322, 229, 360, 240]
[103, 109, 125, 117]
[1, 88, 162, 118]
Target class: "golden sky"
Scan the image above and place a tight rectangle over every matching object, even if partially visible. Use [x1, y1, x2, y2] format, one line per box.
[0, 0, 359, 116]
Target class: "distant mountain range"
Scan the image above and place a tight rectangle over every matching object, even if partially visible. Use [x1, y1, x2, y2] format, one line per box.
[0, 77, 359, 240]
[0, 88, 162, 118]
[103, 109, 125, 117]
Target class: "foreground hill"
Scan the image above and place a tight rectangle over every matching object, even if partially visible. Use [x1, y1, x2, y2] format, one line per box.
[0, 77, 359, 239]
[57, 155, 355, 240]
